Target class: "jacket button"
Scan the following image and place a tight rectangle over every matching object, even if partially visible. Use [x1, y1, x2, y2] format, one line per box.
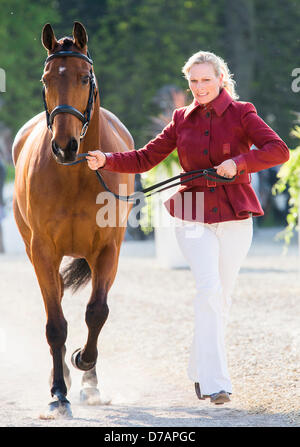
[203, 149, 208, 155]
[204, 130, 209, 136]
[210, 187, 215, 192]
[212, 207, 218, 212]
[206, 112, 210, 118]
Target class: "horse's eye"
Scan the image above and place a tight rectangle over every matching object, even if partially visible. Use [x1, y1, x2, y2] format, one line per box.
[41, 77, 48, 88]
[81, 76, 89, 86]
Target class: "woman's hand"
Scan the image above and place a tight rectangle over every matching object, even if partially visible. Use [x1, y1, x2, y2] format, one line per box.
[214, 159, 237, 178]
[86, 150, 106, 170]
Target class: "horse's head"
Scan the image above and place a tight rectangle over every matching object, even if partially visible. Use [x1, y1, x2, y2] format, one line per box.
[41, 22, 97, 164]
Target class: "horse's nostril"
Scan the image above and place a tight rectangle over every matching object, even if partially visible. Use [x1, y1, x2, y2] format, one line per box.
[69, 138, 78, 153]
[52, 138, 78, 162]
[52, 139, 60, 155]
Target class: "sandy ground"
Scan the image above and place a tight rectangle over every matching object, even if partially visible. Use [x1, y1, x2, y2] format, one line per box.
[0, 218, 299, 427]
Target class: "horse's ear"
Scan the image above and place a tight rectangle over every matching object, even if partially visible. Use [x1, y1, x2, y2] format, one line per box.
[42, 23, 58, 51]
[73, 22, 88, 49]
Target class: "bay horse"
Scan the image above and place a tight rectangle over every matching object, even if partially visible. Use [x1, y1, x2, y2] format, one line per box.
[12, 22, 134, 417]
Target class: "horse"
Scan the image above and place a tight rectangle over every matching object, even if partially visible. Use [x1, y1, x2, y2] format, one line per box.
[12, 22, 134, 417]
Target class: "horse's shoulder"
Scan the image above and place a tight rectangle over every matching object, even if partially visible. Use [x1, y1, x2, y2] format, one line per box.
[12, 112, 45, 165]
[100, 107, 134, 151]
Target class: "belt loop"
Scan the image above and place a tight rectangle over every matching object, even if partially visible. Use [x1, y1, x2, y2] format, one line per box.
[207, 179, 216, 187]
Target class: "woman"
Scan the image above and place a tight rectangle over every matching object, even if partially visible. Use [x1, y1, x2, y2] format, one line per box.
[86, 51, 290, 404]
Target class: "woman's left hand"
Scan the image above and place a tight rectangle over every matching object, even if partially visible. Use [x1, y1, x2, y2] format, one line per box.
[214, 159, 237, 178]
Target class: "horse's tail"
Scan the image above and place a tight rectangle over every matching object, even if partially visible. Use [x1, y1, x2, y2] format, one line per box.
[61, 258, 91, 293]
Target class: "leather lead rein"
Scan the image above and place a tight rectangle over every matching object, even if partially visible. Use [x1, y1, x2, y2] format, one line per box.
[60, 153, 236, 203]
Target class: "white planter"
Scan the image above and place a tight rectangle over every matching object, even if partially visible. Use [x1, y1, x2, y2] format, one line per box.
[2, 212, 25, 254]
[2, 182, 25, 254]
[152, 164, 188, 269]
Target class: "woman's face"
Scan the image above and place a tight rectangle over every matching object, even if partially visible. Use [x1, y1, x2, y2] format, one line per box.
[187, 62, 223, 105]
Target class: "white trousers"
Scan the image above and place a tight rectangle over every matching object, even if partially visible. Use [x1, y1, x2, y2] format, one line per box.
[174, 217, 253, 395]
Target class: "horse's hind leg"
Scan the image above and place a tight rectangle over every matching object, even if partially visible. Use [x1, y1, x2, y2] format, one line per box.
[31, 237, 72, 418]
[71, 244, 118, 404]
[71, 280, 109, 405]
[79, 367, 102, 404]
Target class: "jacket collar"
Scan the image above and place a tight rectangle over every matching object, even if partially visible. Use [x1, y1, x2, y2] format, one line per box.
[183, 88, 233, 119]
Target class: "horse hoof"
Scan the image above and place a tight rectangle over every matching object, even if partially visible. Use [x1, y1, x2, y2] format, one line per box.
[40, 399, 73, 420]
[71, 348, 96, 371]
[80, 387, 101, 405]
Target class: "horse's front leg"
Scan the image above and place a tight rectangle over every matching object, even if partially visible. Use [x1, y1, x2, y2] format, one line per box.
[71, 243, 118, 404]
[31, 238, 72, 418]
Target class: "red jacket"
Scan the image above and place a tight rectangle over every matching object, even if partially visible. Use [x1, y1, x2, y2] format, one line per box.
[103, 88, 290, 223]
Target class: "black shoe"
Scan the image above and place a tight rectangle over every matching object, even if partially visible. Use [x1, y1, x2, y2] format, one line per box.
[195, 383, 231, 404]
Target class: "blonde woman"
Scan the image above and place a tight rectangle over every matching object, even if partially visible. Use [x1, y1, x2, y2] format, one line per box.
[86, 51, 289, 404]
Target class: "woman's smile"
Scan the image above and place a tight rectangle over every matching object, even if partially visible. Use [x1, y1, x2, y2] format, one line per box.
[188, 62, 223, 105]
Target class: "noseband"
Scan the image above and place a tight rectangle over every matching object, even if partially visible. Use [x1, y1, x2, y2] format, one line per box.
[42, 50, 97, 139]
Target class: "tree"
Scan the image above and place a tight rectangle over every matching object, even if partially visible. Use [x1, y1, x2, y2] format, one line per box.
[250, 0, 300, 148]
[0, 0, 59, 136]
[222, 0, 256, 101]
[91, 0, 222, 147]
[1, 0, 299, 157]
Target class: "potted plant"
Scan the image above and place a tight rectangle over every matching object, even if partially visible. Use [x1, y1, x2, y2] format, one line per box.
[272, 124, 300, 250]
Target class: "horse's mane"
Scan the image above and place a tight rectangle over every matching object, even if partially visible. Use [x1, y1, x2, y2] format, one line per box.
[57, 37, 75, 50]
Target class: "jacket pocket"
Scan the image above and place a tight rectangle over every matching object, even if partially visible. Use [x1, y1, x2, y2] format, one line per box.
[223, 143, 231, 155]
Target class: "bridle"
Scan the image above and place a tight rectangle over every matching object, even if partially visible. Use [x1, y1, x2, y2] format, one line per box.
[42, 50, 97, 139]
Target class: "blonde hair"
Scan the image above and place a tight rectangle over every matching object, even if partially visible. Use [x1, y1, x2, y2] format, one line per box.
[182, 51, 239, 100]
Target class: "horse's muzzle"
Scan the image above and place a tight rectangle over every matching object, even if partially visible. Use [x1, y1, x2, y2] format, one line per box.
[52, 137, 79, 164]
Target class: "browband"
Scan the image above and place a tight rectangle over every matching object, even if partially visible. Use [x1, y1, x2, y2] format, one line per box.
[45, 51, 93, 66]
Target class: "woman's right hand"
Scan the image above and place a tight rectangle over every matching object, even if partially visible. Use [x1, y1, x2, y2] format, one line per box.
[86, 150, 106, 170]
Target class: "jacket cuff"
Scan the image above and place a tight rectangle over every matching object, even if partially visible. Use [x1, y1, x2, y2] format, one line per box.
[231, 154, 247, 176]
[102, 152, 113, 169]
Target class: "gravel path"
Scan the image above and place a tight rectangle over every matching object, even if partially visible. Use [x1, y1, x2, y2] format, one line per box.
[0, 226, 299, 427]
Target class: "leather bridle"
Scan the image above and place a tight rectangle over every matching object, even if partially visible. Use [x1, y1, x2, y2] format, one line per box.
[42, 50, 97, 139]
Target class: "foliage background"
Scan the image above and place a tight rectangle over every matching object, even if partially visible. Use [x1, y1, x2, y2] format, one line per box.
[1, 0, 299, 148]
[0, 0, 299, 234]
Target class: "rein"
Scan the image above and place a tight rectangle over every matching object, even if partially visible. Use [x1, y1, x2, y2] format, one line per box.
[60, 153, 236, 203]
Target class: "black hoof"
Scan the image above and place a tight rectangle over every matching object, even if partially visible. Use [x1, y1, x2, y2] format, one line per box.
[71, 348, 96, 371]
[47, 398, 73, 419]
